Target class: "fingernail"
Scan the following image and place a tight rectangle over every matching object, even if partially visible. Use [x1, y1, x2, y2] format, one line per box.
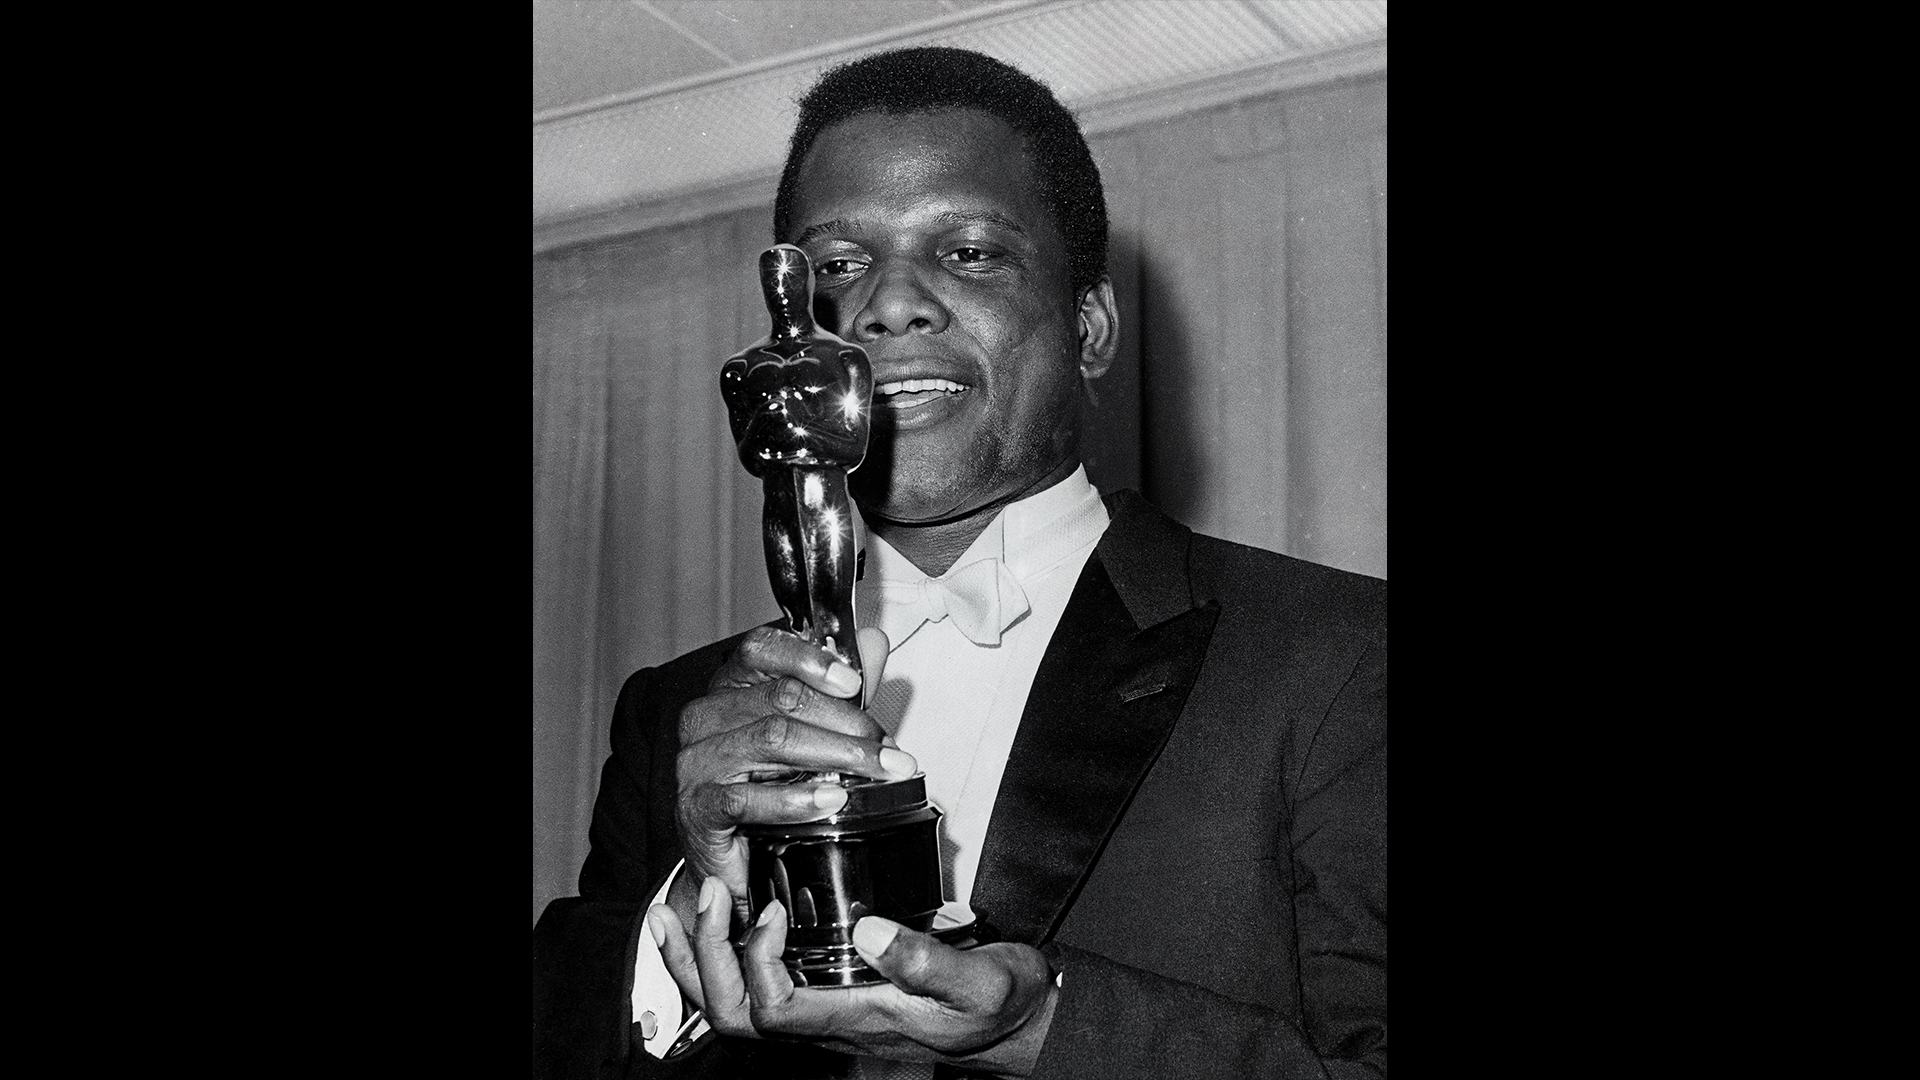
[645, 908, 668, 947]
[812, 785, 849, 813]
[756, 900, 783, 927]
[698, 876, 723, 915]
[852, 916, 899, 958]
[824, 662, 861, 697]
[881, 734, 899, 749]
[879, 746, 917, 779]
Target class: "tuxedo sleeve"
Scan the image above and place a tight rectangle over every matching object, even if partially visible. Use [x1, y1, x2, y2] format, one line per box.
[1030, 637, 1387, 1079]
[534, 649, 733, 1080]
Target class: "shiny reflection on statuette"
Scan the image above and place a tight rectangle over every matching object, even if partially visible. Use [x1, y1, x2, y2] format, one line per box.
[745, 776, 986, 986]
[720, 245, 981, 985]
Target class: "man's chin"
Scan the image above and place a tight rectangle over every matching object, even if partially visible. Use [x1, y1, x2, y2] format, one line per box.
[851, 464, 988, 527]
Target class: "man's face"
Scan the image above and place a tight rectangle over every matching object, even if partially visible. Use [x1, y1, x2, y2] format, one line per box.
[787, 108, 1097, 525]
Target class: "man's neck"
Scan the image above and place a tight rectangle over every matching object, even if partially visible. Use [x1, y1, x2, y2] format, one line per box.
[865, 510, 993, 579]
[864, 459, 1081, 578]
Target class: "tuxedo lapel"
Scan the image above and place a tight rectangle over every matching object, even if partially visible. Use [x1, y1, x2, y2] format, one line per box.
[969, 498, 1220, 945]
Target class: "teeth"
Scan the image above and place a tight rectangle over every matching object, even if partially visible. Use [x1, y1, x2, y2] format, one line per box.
[877, 378, 966, 395]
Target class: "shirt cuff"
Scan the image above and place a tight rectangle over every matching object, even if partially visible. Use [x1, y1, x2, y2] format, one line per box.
[633, 861, 689, 1059]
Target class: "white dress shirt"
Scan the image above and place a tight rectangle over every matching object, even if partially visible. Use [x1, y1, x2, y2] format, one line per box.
[632, 467, 1110, 1063]
[856, 467, 1109, 906]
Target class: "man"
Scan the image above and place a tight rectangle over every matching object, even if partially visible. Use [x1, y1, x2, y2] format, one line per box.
[535, 47, 1386, 1080]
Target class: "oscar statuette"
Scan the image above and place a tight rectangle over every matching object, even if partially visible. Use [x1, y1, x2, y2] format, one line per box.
[720, 245, 982, 986]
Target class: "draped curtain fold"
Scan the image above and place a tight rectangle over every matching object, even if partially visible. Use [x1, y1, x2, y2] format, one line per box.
[534, 76, 1386, 922]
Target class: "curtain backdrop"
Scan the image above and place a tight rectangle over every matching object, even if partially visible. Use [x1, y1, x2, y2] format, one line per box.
[534, 75, 1385, 923]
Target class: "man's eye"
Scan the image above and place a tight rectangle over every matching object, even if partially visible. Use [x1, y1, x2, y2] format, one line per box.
[946, 247, 989, 264]
[816, 258, 864, 277]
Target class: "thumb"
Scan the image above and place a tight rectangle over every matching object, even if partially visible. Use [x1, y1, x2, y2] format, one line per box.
[850, 916, 966, 1002]
[856, 626, 890, 711]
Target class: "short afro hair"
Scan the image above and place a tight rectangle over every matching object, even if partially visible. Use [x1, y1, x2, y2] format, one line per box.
[773, 46, 1108, 300]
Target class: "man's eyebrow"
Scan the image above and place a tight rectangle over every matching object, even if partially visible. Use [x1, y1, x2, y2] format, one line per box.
[933, 210, 1029, 237]
[791, 219, 852, 247]
[791, 211, 1030, 248]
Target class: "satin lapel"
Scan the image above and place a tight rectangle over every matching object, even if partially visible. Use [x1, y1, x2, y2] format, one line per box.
[969, 552, 1219, 946]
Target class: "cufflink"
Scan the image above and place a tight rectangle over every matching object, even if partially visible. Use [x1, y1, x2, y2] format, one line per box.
[666, 1011, 709, 1058]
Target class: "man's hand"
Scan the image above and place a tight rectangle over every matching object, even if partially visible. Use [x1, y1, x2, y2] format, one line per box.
[675, 625, 910, 916]
[648, 878, 1059, 1078]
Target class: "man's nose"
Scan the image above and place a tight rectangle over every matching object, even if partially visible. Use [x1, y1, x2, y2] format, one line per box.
[846, 262, 949, 341]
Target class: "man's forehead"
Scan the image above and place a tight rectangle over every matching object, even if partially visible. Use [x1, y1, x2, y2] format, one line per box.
[797, 108, 1033, 182]
[792, 209, 1030, 248]
[788, 111, 1053, 240]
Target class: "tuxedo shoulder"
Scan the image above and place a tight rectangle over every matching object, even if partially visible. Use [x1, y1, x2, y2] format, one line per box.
[1099, 488, 1385, 644]
[1188, 532, 1387, 646]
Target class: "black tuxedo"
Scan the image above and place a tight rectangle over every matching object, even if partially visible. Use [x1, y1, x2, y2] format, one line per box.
[535, 490, 1386, 1078]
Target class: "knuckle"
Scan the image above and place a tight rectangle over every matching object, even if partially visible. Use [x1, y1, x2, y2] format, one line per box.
[771, 676, 807, 714]
[756, 714, 793, 752]
[981, 963, 1014, 1004]
[747, 1001, 783, 1032]
[737, 626, 782, 663]
[711, 1011, 754, 1039]
[717, 783, 753, 820]
[678, 699, 706, 739]
[682, 695, 743, 745]
[893, 939, 934, 984]
[677, 808, 723, 852]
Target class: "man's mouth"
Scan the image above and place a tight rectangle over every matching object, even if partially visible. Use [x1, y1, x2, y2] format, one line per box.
[874, 377, 969, 409]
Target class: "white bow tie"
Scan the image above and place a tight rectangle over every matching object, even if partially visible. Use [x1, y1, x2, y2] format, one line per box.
[868, 558, 1031, 647]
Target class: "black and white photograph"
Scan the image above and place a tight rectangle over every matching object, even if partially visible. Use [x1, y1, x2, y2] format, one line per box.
[534, 3, 1385, 1076]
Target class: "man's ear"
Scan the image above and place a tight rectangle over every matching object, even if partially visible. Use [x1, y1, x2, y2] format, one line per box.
[1076, 276, 1118, 382]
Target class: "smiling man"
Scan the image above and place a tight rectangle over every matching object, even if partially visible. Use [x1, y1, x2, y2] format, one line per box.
[789, 104, 1111, 576]
[534, 47, 1386, 1080]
